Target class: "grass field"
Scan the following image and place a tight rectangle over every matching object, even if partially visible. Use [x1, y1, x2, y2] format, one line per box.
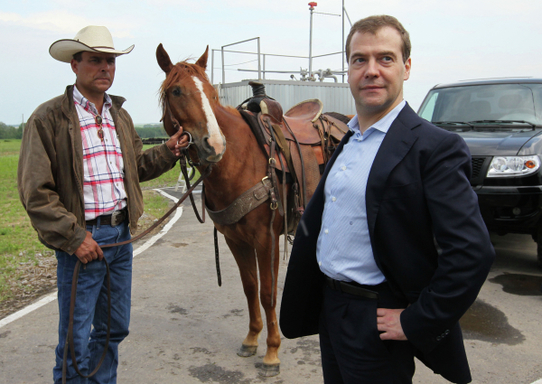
[0, 139, 185, 303]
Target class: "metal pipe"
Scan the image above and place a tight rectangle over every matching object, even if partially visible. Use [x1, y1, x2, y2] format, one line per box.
[309, 2, 316, 81]
[211, 49, 215, 84]
[263, 54, 266, 80]
[257, 37, 261, 80]
[221, 47, 225, 84]
[342, 0, 345, 83]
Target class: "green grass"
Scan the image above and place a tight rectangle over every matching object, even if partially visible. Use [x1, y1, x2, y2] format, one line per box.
[140, 143, 182, 189]
[0, 140, 182, 303]
[0, 140, 47, 301]
[139, 143, 200, 189]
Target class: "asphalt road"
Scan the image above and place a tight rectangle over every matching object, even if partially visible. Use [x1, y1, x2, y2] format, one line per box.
[1, 189, 542, 384]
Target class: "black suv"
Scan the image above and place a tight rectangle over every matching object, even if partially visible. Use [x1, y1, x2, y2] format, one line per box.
[418, 78, 542, 265]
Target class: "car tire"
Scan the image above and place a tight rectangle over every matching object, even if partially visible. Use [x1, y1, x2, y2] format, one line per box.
[536, 229, 542, 269]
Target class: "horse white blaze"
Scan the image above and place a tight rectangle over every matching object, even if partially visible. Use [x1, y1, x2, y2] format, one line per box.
[192, 76, 225, 158]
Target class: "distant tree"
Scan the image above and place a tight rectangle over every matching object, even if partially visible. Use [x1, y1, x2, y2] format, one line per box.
[17, 123, 24, 139]
[135, 125, 168, 138]
[0, 122, 23, 139]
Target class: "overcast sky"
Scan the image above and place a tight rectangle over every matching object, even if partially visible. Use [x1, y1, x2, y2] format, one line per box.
[1, 0, 541, 125]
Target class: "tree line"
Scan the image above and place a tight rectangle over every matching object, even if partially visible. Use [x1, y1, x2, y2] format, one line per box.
[0, 122, 167, 140]
[134, 124, 168, 139]
[0, 122, 23, 139]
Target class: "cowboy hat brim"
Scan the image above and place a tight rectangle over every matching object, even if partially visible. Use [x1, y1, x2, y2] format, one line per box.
[49, 39, 135, 63]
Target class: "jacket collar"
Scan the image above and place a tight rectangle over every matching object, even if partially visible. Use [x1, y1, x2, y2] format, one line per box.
[61, 85, 126, 117]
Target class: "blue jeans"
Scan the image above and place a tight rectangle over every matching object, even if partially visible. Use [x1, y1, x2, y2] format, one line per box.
[53, 219, 133, 384]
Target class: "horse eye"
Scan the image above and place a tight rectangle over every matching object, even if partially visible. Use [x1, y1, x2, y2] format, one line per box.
[172, 87, 181, 97]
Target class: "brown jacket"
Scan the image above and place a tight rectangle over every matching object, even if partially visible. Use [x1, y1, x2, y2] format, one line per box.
[18, 85, 177, 254]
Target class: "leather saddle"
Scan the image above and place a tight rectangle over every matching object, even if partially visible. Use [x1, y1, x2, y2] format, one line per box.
[238, 81, 349, 231]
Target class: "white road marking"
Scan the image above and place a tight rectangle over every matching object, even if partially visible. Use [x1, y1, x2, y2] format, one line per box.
[0, 189, 182, 329]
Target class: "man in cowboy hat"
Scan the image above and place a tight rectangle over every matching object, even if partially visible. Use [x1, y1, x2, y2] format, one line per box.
[18, 25, 186, 383]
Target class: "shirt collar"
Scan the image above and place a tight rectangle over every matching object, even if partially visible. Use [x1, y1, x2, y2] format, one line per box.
[72, 85, 112, 114]
[348, 100, 407, 135]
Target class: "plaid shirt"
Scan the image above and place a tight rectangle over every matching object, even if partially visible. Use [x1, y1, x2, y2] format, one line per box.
[73, 86, 127, 221]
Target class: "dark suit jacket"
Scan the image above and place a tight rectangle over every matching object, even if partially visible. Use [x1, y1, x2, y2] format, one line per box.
[279, 104, 495, 384]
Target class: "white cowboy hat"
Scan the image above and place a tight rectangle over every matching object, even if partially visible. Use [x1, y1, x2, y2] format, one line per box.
[49, 25, 134, 63]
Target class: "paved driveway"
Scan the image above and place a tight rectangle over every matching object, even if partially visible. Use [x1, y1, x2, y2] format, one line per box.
[1, 189, 542, 383]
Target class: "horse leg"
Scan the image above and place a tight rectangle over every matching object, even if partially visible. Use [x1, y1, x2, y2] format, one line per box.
[255, 236, 281, 377]
[225, 238, 263, 358]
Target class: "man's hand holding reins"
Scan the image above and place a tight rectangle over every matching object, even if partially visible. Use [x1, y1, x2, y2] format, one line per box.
[166, 128, 191, 157]
[75, 231, 104, 264]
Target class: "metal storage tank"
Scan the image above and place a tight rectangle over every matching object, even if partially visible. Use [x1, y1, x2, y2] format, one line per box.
[215, 79, 356, 116]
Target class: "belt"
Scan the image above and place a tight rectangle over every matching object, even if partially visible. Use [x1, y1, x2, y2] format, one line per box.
[86, 208, 127, 227]
[325, 276, 379, 299]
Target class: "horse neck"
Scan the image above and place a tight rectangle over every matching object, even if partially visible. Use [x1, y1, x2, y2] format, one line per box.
[201, 105, 266, 198]
[215, 104, 255, 171]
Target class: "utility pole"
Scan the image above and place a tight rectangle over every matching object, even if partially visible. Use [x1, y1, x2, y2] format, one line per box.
[308, 2, 341, 82]
[308, 2, 317, 81]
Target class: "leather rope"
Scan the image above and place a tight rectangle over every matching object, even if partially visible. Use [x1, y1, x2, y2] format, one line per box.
[283, 118, 307, 211]
[178, 156, 206, 225]
[62, 259, 110, 384]
[265, 117, 280, 308]
[214, 227, 221, 287]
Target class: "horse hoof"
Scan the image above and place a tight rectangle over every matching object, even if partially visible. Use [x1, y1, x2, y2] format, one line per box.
[237, 344, 257, 357]
[258, 363, 280, 377]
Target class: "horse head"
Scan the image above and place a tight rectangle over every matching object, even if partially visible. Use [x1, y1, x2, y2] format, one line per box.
[157, 44, 226, 164]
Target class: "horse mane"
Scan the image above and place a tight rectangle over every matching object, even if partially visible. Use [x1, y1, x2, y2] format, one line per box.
[159, 59, 242, 118]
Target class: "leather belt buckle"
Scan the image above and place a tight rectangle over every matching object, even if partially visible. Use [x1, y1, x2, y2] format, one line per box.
[110, 209, 125, 227]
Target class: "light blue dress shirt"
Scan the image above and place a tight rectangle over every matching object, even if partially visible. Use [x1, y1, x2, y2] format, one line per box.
[316, 100, 406, 285]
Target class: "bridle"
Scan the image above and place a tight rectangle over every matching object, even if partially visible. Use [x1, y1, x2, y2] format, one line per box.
[162, 94, 202, 168]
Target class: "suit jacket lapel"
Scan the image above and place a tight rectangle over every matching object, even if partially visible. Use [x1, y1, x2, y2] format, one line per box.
[366, 104, 420, 234]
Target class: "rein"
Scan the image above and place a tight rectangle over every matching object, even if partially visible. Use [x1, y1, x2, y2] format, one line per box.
[62, 145, 210, 383]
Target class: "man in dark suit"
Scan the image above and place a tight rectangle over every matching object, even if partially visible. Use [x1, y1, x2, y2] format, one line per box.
[280, 15, 495, 384]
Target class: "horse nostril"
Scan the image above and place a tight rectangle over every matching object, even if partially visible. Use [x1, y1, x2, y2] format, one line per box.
[201, 134, 225, 162]
[202, 136, 212, 150]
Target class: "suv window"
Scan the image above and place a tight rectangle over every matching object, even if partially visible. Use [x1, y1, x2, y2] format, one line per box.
[419, 83, 542, 125]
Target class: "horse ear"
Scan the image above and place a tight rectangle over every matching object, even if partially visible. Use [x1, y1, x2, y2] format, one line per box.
[156, 43, 174, 73]
[195, 45, 209, 70]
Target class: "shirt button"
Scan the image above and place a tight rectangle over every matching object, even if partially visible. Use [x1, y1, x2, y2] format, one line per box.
[324, 229, 329, 234]
[318, 261, 322, 266]
[341, 166, 347, 171]
[331, 197, 336, 202]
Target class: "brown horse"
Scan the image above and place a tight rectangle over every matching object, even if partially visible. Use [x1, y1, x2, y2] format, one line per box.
[157, 44, 288, 376]
[155, 44, 346, 377]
